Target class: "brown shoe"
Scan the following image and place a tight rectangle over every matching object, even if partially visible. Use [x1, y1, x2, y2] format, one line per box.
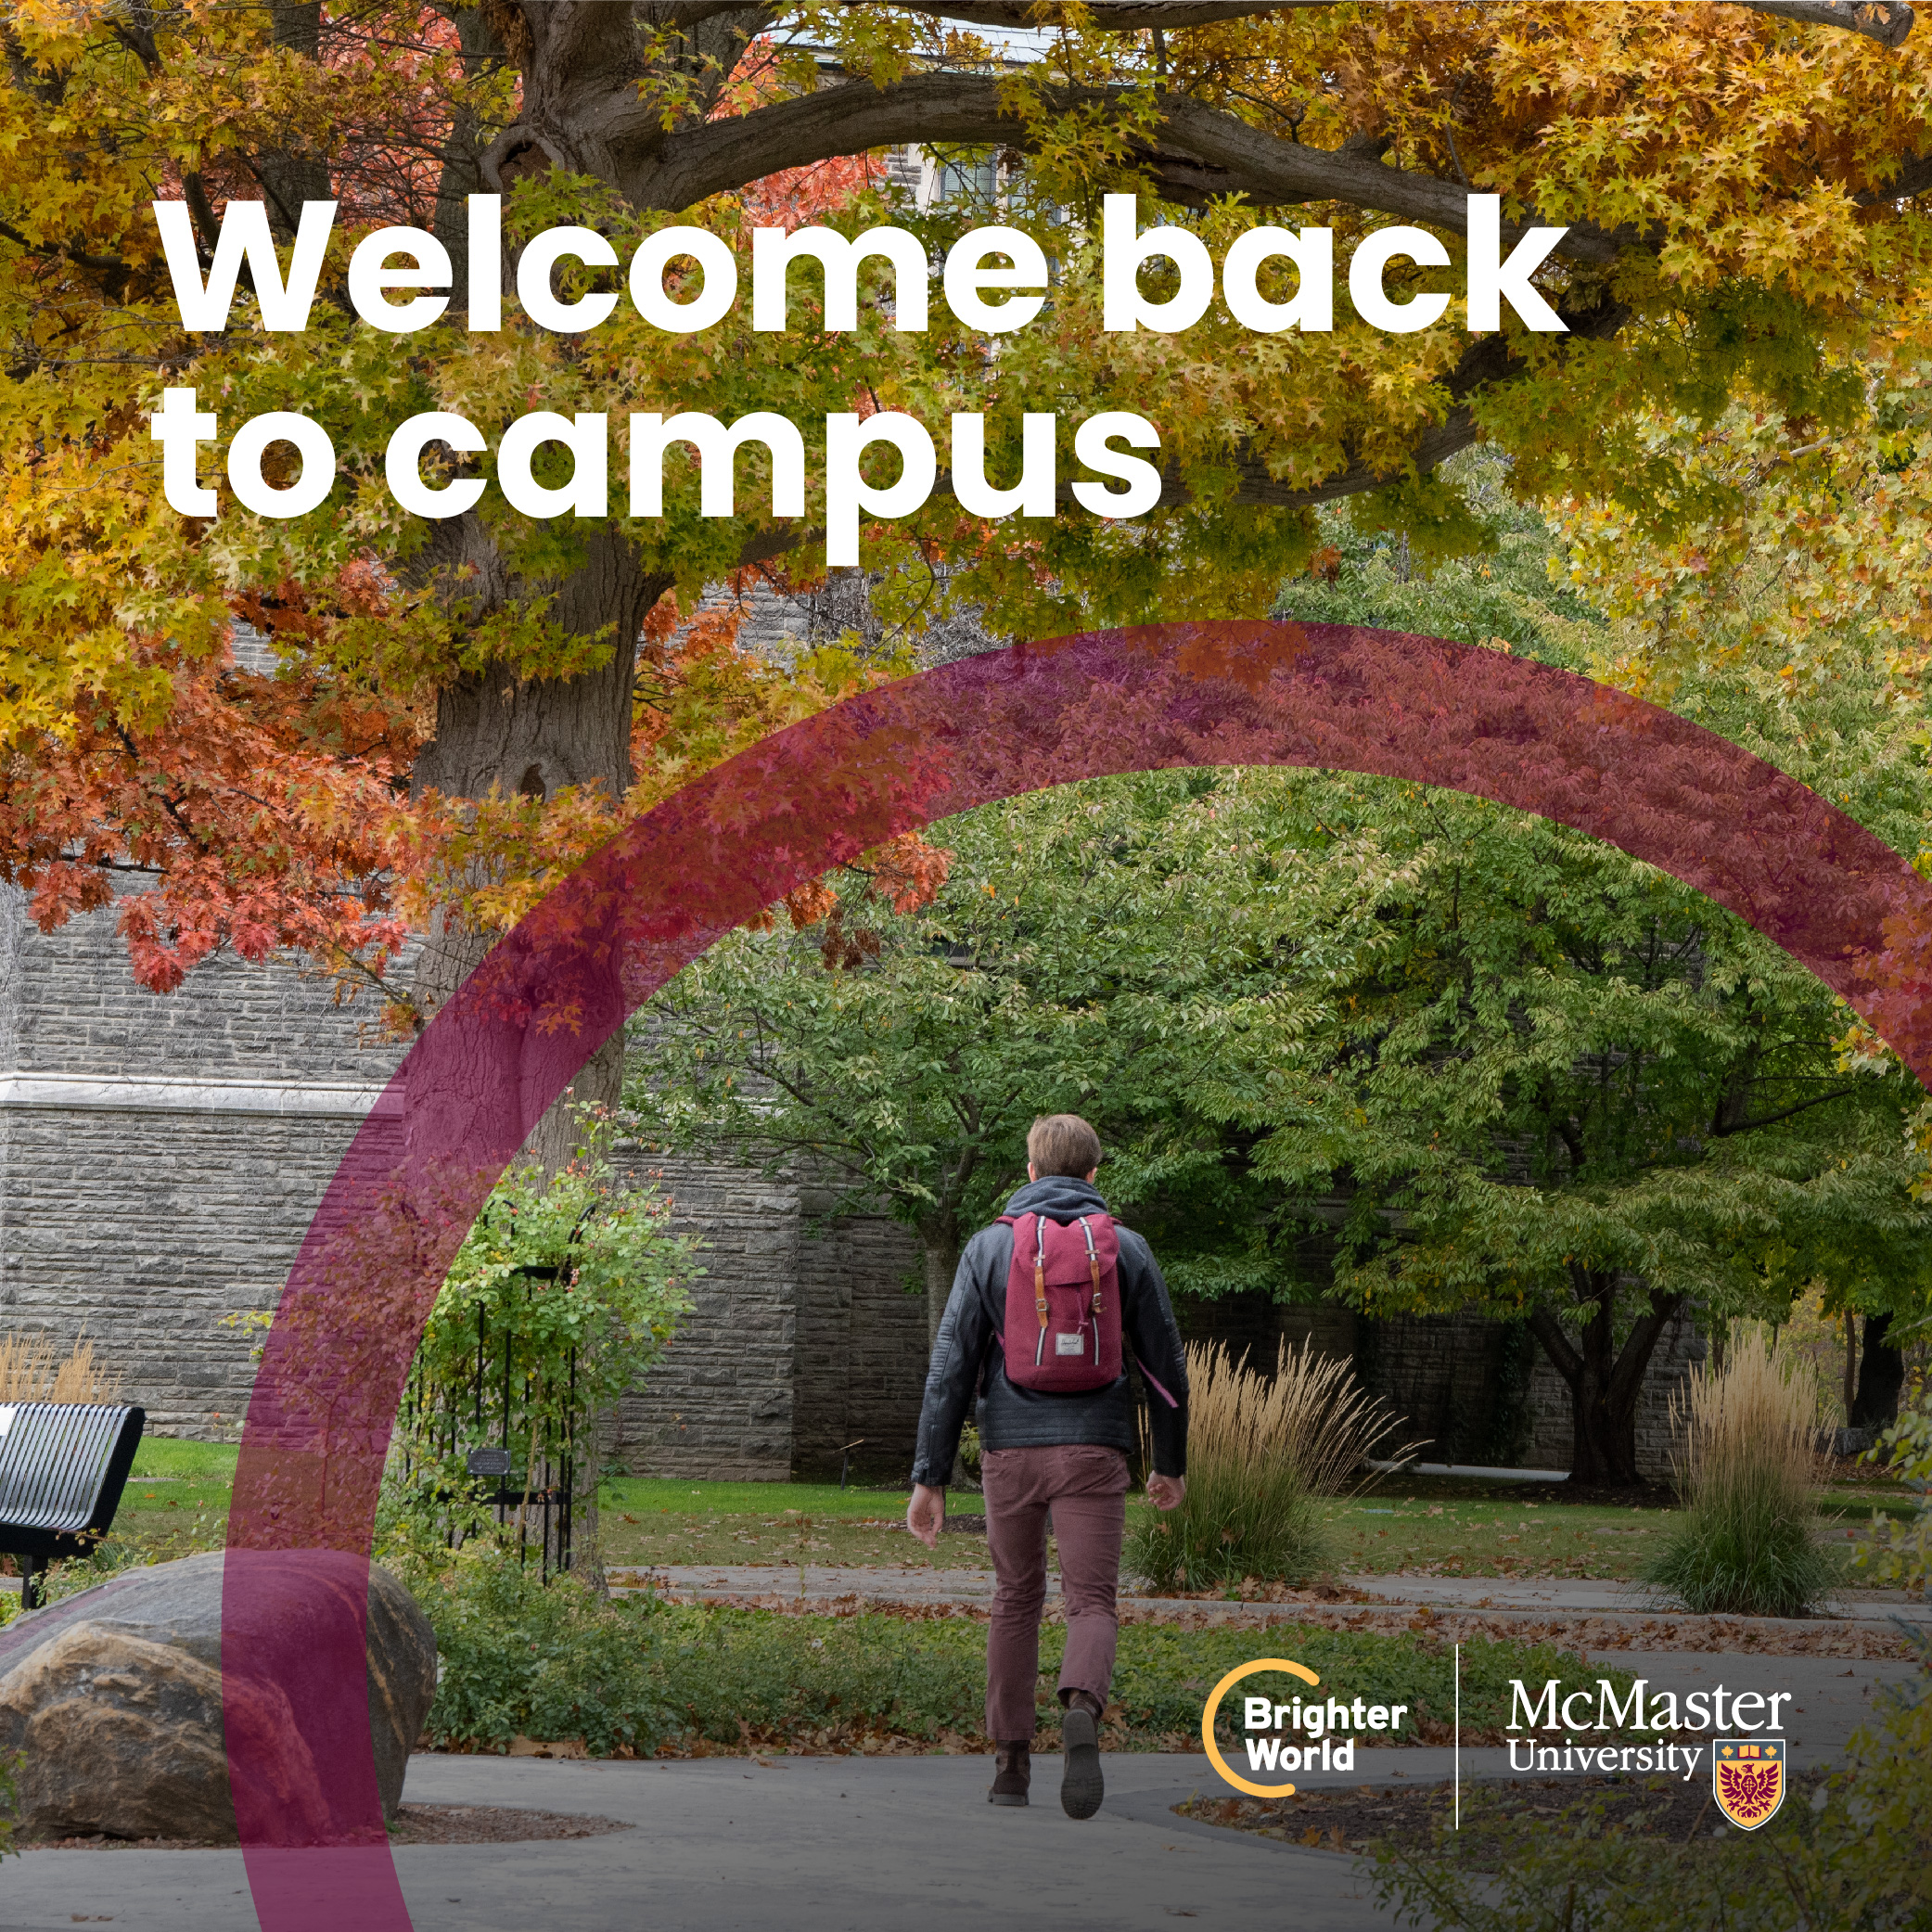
[1060, 1691, 1105, 1820]
[988, 1740, 1030, 1807]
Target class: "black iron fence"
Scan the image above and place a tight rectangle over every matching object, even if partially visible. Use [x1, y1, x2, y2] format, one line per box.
[398, 1266, 579, 1580]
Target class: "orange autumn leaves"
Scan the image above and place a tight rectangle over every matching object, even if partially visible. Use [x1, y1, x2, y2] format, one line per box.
[10, 2, 1932, 1005]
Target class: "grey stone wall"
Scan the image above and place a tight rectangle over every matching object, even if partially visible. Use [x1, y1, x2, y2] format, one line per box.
[0, 1105, 395, 1433]
[606, 1155, 929, 1481]
[606, 1149, 800, 1481]
[1, 882, 1708, 1481]
[1, 885, 933, 1470]
[790, 1179, 926, 1475]
[1363, 1312, 1535, 1468]
[0, 884, 404, 1434]
[1173, 1291, 1359, 1374]
[1, 888, 387, 1087]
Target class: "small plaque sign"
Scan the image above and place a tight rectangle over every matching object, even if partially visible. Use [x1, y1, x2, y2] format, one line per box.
[467, 1447, 514, 1478]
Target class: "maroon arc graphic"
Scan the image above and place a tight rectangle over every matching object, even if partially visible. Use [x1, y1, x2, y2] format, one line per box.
[205, 621, 1932, 1928]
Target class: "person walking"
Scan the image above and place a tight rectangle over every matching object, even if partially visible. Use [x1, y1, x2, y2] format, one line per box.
[907, 1114, 1189, 1818]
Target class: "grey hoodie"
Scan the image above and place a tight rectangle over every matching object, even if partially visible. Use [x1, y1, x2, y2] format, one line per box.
[910, 1175, 1190, 1487]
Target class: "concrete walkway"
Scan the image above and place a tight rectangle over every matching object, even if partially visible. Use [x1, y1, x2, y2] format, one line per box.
[0, 1752, 1419, 1932]
[613, 1563, 1932, 1631]
[1573, 1651, 1921, 1757]
[1345, 1572, 1931, 1625]
[1, 1665, 1918, 1932]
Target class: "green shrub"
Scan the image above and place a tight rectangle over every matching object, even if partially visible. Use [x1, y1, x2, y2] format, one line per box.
[391, 1551, 1628, 1757]
[402, 1544, 672, 1757]
[1127, 1337, 1407, 1592]
[1644, 1327, 1841, 1617]
[390, 1151, 699, 1556]
[1128, 1444, 1322, 1593]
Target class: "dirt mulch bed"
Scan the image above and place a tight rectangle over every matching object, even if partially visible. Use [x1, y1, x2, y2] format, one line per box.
[1174, 1771, 1825, 1855]
[21, 1806, 633, 1851]
[640, 1587, 1920, 1660]
[387, 1803, 632, 1845]
[1120, 1602, 1921, 1660]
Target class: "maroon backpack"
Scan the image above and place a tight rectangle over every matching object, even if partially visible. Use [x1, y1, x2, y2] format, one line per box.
[995, 1209, 1123, 1392]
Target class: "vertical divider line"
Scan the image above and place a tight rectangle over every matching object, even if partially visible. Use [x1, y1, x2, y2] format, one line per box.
[1454, 1641, 1461, 1830]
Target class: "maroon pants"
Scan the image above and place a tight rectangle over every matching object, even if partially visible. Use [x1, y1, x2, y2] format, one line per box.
[980, 1443, 1131, 1742]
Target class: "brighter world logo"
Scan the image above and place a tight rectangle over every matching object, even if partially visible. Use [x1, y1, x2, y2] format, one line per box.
[1200, 1657, 1414, 1798]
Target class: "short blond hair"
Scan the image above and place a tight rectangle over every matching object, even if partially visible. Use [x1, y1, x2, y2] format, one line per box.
[1027, 1114, 1103, 1178]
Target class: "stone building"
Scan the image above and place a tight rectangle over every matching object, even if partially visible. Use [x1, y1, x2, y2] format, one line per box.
[0, 880, 926, 1478]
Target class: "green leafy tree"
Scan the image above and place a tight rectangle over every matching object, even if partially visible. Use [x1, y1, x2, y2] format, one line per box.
[622, 778, 1218, 1342]
[1210, 767, 1932, 1486]
[628, 679, 1932, 1482]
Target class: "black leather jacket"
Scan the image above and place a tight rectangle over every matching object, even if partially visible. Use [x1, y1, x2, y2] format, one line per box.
[910, 1176, 1190, 1487]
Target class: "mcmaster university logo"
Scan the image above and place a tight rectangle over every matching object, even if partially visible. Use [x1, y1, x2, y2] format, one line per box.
[1713, 1739, 1786, 1830]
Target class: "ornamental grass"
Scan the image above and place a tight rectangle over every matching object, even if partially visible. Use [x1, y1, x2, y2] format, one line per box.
[0, 1333, 123, 1404]
[1644, 1324, 1840, 1619]
[1126, 1337, 1410, 1593]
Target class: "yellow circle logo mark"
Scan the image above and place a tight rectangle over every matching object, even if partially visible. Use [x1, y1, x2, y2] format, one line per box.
[1201, 1657, 1322, 1798]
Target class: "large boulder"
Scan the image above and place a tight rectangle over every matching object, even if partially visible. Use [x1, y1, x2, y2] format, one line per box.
[0, 1549, 436, 1842]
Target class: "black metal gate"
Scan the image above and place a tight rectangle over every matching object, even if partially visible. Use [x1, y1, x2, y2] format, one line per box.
[399, 1265, 578, 1580]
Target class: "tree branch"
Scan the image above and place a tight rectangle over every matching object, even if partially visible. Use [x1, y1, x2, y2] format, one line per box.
[1607, 1288, 1685, 1414]
[596, 69, 1628, 262]
[1733, 0, 1913, 45]
[1526, 1301, 1583, 1390]
[899, 2, 1324, 25]
[1136, 93, 1631, 262]
[0, 219, 133, 296]
[496, 2, 1920, 239]
[1710, 1086, 1862, 1136]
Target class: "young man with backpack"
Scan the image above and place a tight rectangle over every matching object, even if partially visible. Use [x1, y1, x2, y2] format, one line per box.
[906, 1114, 1189, 1819]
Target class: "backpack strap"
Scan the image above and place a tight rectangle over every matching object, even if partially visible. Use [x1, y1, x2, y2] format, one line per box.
[1031, 1215, 1050, 1365]
[1076, 1216, 1103, 1366]
[1076, 1216, 1102, 1313]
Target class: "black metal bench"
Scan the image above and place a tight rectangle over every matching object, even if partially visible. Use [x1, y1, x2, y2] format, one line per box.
[0, 1401, 145, 1608]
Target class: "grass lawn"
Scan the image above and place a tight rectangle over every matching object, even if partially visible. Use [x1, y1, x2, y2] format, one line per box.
[597, 1472, 1919, 1584]
[1315, 1476, 1914, 1582]
[60, 1446, 1922, 1592]
[103, 1437, 238, 1556]
[1322, 1494, 1667, 1580]
[601, 1488, 1693, 1580]
[598, 1476, 993, 1569]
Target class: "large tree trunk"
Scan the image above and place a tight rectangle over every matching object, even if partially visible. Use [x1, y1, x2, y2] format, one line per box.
[406, 531, 672, 1167]
[1851, 1311, 1907, 1432]
[920, 1224, 961, 1353]
[429, 6, 504, 324]
[1526, 1273, 1684, 1489]
[258, 4, 333, 234]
